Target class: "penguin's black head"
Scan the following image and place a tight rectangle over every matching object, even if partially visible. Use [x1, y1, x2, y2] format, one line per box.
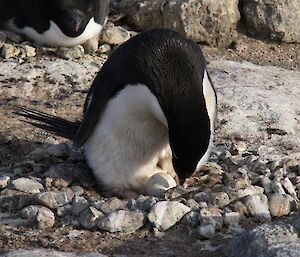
[170, 122, 210, 184]
[50, 0, 98, 37]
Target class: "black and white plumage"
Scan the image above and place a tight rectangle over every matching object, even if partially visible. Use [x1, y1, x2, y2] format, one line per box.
[0, 0, 109, 52]
[15, 29, 217, 196]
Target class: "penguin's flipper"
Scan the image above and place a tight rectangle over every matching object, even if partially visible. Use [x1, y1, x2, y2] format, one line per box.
[13, 106, 80, 140]
[73, 70, 118, 147]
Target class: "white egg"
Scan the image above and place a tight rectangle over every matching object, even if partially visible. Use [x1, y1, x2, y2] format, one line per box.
[145, 172, 177, 197]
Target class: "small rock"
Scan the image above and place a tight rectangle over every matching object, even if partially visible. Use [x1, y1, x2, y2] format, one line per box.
[186, 199, 200, 210]
[210, 192, 230, 208]
[20, 205, 41, 220]
[12, 178, 44, 194]
[231, 201, 248, 216]
[148, 201, 191, 231]
[261, 176, 272, 195]
[1, 43, 20, 59]
[98, 210, 145, 233]
[268, 193, 295, 217]
[244, 194, 271, 222]
[57, 46, 84, 59]
[0, 190, 30, 211]
[36, 207, 55, 229]
[238, 185, 264, 198]
[199, 207, 223, 230]
[20, 45, 36, 57]
[127, 195, 157, 212]
[184, 211, 199, 227]
[101, 23, 131, 45]
[33, 190, 74, 209]
[198, 224, 216, 239]
[46, 143, 70, 158]
[99, 197, 128, 214]
[98, 44, 111, 54]
[79, 207, 103, 230]
[224, 212, 240, 227]
[71, 196, 90, 216]
[0, 175, 10, 189]
[28, 148, 48, 161]
[281, 177, 298, 199]
[230, 141, 247, 155]
[57, 204, 72, 217]
[71, 186, 85, 196]
[271, 181, 286, 195]
[20, 205, 55, 229]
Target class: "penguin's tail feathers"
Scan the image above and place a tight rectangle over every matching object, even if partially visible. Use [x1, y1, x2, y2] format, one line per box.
[13, 106, 80, 141]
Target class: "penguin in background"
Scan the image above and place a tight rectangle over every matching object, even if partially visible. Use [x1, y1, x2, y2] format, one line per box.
[0, 0, 110, 53]
[15, 28, 217, 197]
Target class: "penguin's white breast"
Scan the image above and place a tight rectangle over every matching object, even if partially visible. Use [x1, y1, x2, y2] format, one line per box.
[84, 84, 172, 190]
[2, 17, 102, 47]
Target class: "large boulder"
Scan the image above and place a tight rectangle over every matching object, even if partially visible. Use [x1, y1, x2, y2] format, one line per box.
[209, 60, 300, 161]
[243, 0, 300, 43]
[112, 0, 240, 46]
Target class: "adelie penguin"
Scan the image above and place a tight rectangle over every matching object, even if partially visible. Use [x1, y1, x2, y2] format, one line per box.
[15, 28, 217, 197]
[0, 0, 110, 52]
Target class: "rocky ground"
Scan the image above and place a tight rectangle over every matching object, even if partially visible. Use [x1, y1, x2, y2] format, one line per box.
[0, 20, 300, 257]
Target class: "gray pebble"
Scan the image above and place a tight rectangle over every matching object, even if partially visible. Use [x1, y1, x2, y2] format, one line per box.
[224, 212, 240, 227]
[79, 207, 103, 230]
[271, 181, 286, 195]
[148, 201, 191, 231]
[98, 44, 111, 54]
[71, 196, 90, 216]
[198, 224, 216, 239]
[210, 192, 230, 208]
[0, 175, 10, 189]
[268, 193, 295, 217]
[71, 186, 85, 196]
[57, 46, 84, 59]
[20, 205, 55, 229]
[244, 194, 271, 222]
[57, 204, 72, 217]
[199, 207, 223, 230]
[46, 143, 70, 158]
[20, 45, 36, 57]
[20, 205, 41, 220]
[36, 206, 55, 229]
[281, 177, 298, 199]
[1, 43, 20, 59]
[127, 195, 157, 212]
[99, 197, 128, 213]
[12, 178, 44, 193]
[184, 211, 199, 227]
[101, 23, 131, 45]
[98, 210, 145, 233]
[33, 190, 74, 209]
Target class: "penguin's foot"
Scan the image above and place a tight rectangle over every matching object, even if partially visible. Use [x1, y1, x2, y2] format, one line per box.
[83, 36, 99, 53]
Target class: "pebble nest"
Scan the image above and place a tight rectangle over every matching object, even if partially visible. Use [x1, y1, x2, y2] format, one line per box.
[1, 140, 299, 238]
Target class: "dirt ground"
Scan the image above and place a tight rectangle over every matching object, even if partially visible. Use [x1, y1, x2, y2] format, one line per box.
[0, 31, 299, 256]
